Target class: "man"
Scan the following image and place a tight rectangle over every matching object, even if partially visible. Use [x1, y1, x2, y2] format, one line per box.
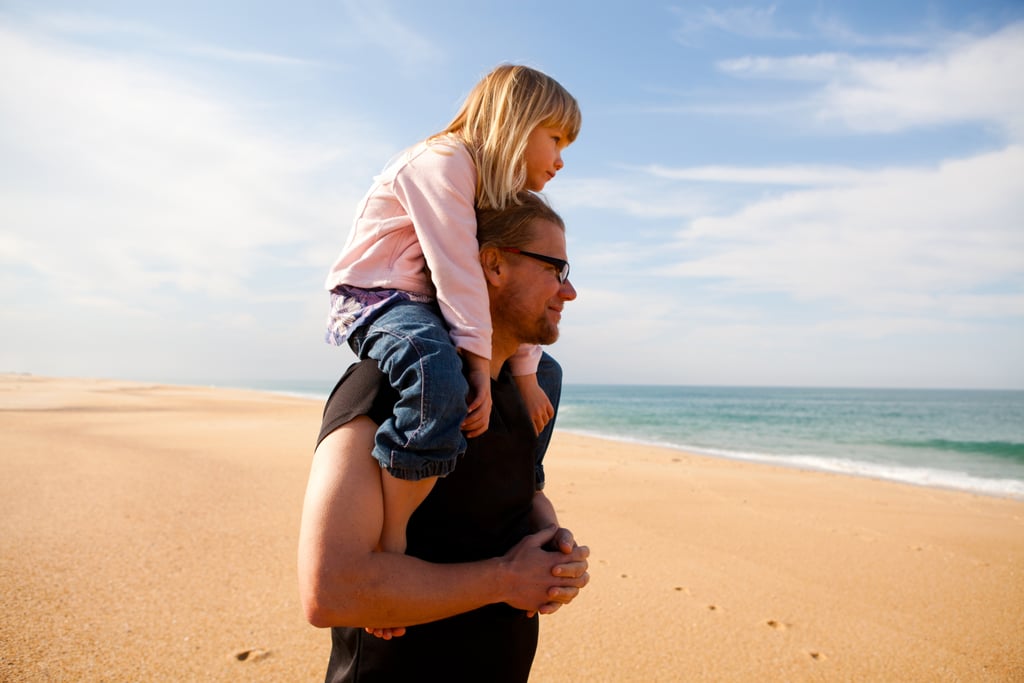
[297, 193, 590, 682]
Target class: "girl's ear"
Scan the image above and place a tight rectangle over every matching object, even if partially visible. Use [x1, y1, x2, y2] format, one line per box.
[480, 247, 504, 285]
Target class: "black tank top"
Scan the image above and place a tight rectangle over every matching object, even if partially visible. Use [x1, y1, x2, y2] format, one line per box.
[318, 360, 540, 683]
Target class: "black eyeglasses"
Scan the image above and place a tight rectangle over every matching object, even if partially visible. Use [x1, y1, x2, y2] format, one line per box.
[499, 247, 570, 284]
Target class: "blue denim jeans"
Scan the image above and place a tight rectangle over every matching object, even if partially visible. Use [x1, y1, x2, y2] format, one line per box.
[349, 300, 468, 480]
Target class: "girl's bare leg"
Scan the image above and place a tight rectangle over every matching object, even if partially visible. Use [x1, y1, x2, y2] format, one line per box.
[378, 470, 437, 553]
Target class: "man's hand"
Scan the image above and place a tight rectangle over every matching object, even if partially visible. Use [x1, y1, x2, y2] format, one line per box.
[500, 526, 590, 615]
[534, 526, 590, 616]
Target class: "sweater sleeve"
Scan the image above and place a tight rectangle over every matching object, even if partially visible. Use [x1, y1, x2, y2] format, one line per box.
[392, 141, 492, 361]
[508, 344, 543, 376]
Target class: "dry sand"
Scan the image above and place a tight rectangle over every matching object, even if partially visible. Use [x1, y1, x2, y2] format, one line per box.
[1, 374, 1022, 682]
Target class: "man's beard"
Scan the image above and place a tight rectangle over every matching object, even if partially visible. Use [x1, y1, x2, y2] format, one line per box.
[519, 317, 559, 346]
[494, 295, 560, 347]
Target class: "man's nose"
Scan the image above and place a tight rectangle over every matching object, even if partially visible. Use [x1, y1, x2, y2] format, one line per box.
[559, 278, 577, 301]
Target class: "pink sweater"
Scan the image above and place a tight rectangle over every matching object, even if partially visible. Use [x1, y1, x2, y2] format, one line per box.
[325, 135, 540, 374]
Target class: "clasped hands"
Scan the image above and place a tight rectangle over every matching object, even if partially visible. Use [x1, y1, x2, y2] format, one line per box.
[365, 525, 590, 640]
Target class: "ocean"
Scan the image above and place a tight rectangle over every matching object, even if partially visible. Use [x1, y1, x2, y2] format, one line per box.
[253, 380, 1024, 500]
[556, 385, 1024, 499]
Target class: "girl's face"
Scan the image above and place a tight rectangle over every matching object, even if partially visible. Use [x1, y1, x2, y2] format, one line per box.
[523, 125, 569, 191]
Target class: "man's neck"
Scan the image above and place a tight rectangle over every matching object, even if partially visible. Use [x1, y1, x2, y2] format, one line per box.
[489, 336, 519, 379]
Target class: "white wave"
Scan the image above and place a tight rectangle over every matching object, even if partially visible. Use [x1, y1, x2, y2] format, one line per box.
[559, 428, 1024, 500]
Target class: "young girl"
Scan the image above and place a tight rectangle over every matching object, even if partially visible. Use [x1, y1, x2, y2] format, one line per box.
[324, 64, 581, 554]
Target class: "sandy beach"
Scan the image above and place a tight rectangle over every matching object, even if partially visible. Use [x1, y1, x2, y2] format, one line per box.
[1, 374, 1022, 682]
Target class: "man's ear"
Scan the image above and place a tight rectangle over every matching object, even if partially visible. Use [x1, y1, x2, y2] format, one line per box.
[479, 247, 505, 286]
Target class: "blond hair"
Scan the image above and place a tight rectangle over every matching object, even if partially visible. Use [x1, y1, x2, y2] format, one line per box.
[432, 64, 581, 211]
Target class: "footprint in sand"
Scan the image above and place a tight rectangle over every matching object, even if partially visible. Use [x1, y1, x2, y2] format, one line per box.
[808, 651, 826, 661]
[765, 619, 791, 630]
[231, 648, 270, 662]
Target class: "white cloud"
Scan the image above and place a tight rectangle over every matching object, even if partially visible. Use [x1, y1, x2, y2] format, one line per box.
[664, 145, 1024, 316]
[338, 0, 443, 70]
[804, 315, 970, 340]
[551, 177, 715, 219]
[945, 293, 1024, 318]
[33, 11, 168, 41]
[34, 10, 329, 68]
[719, 52, 848, 80]
[642, 163, 874, 186]
[0, 22, 378, 306]
[182, 44, 327, 68]
[822, 23, 1024, 136]
[718, 22, 1024, 138]
[811, 14, 935, 49]
[558, 300, 1022, 388]
[671, 4, 796, 45]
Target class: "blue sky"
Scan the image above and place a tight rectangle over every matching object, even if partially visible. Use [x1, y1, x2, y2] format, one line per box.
[2, 1, 1022, 389]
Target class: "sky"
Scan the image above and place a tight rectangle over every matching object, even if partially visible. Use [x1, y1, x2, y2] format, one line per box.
[1, 1, 1022, 389]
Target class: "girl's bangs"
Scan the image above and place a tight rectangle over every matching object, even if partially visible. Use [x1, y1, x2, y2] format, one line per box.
[542, 93, 582, 143]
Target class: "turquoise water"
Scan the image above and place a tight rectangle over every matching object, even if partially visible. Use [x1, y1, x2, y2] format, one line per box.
[555, 385, 1024, 499]
[250, 380, 1024, 499]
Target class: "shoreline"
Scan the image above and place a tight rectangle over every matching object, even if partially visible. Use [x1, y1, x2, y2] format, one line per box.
[2, 374, 1022, 681]
[226, 381, 1024, 502]
[557, 427, 1024, 502]
[148, 376, 1024, 502]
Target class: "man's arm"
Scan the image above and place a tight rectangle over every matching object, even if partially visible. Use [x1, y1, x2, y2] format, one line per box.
[297, 417, 589, 629]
